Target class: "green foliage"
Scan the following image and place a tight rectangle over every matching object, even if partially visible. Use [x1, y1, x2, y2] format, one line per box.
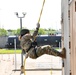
[38, 28, 46, 35]
[30, 28, 46, 35]
[16, 28, 20, 35]
[9, 29, 20, 36]
[0, 28, 7, 36]
[45, 29, 56, 35]
[0, 28, 59, 36]
[12, 30, 17, 35]
[30, 28, 57, 35]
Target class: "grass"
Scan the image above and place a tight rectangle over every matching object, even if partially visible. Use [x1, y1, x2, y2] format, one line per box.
[0, 48, 61, 54]
[0, 49, 22, 54]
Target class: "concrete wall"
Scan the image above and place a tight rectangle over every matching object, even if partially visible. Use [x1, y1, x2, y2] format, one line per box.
[70, 0, 76, 75]
[62, 0, 76, 75]
[0, 36, 8, 48]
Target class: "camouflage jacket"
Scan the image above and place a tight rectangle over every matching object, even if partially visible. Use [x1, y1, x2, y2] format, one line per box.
[20, 25, 39, 56]
[20, 25, 39, 53]
[20, 28, 62, 59]
[20, 23, 62, 59]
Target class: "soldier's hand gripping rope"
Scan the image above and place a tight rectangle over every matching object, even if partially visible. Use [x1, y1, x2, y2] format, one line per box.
[32, 23, 40, 41]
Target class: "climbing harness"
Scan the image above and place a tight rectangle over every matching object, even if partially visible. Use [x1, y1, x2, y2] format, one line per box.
[26, 41, 37, 52]
[26, 41, 38, 57]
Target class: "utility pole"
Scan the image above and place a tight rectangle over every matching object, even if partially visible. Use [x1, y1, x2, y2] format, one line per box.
[15, 12, 26, 30]
[15, 12, 26, 73]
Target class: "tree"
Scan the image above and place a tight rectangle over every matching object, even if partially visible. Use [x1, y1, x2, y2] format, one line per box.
[16, 28, 20, 35]
[0, 28, 7, 36]
[38, 28, 46, 35]
[11, 29, 20, 35]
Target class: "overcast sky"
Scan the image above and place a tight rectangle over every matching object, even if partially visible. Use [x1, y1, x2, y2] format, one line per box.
[0, 0, 61, 30]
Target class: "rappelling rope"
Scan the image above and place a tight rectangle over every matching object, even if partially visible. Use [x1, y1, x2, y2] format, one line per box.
[38, 0, 45, 23]
[23, 0, 46, 75]
[24, 58, 26, 75]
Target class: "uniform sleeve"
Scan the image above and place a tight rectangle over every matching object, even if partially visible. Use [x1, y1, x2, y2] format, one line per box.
[20, 34, 32, 50]
[32, 23, 40, 40]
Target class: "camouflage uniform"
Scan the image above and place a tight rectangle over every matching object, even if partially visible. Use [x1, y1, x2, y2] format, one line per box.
[20, 23, 65, 59]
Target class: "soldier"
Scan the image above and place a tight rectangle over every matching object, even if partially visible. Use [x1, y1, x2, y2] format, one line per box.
[19, 23, 66, 59]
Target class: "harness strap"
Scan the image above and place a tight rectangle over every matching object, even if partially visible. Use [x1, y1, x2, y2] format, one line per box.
[26, 42, 33, 52]
[26, 41, 38, 58]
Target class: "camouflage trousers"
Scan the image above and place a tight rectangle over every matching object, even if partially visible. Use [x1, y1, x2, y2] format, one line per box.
[27, 45, 62, 59]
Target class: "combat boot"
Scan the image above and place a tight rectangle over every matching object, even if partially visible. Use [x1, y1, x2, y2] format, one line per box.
[61, 47, 66, 58]
[21, 66, 24, 73]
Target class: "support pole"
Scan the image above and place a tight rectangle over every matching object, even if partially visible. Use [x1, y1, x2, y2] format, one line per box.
[14, 39, 17, 70]
[63, 0, 70, 75]
[20, 18, 22, 30]
[15, 12, 26, 74]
